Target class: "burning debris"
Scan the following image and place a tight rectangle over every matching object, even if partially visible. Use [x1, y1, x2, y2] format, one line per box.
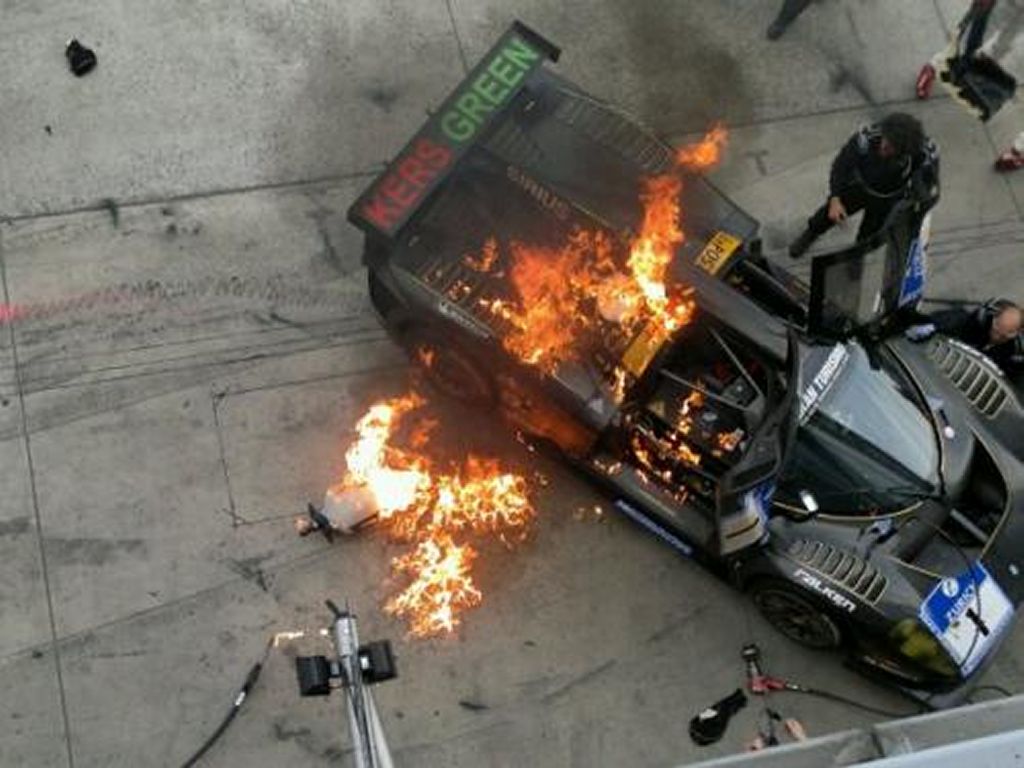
[326, 393, 537, 638]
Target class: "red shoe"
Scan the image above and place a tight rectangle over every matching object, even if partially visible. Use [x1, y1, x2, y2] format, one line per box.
[916, 64, 936, 99]
[995, 148, 1024, 171]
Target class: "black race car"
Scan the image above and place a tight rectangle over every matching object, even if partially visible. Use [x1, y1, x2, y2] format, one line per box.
[347, 22, 1024, 706]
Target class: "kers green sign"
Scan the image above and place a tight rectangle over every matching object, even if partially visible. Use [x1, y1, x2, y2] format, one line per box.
[439, 36, 541, 143]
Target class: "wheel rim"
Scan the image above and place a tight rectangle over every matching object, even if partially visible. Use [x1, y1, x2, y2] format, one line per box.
[417, 343, 491, 404]
[753, 588, 842, 649]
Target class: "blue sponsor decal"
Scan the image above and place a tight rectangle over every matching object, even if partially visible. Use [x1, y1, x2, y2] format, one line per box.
[614, 499, 694, 557]
[921, 563, 988, 635]
[743, 481, 776, 524]
[898, 236, 926, 308]
[919, 562, 1013, 676]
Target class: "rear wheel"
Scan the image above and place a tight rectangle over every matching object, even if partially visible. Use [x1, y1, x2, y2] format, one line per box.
[750, 580, 844, 650]
[401, 329, 494, 406]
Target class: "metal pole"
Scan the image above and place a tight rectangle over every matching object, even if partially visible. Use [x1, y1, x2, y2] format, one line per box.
[334, 611, 375, 768]
[331, 609, 394, 768]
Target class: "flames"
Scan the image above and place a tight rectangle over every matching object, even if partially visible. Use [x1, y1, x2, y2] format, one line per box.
[676, 123, 728, 170]
[326, 126, 730, 638]
[332, 393, 536, 637]
[473, 126, 726, 381]
[485, 229, 618, 367]
[626, 174, 694, 333]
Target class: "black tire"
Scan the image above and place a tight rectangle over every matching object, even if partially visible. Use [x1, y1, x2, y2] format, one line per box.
[401, 329, 495, 406]
[749, 580, 844, 650]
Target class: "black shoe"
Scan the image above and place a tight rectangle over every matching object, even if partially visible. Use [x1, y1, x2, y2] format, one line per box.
[766, 20, 787, 40]
[788, 229, 816, 259]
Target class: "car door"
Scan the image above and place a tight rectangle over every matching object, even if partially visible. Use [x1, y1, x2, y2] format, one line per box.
[807, 197, 935, 340]
[714, 331, 799, 557]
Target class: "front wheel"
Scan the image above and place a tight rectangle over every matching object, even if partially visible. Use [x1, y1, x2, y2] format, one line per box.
[749, 580, 844, 650]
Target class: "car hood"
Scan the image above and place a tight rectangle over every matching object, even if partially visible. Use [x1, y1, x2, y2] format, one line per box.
[889, 336, 1024, 602]
[891, 335, 1024, 464]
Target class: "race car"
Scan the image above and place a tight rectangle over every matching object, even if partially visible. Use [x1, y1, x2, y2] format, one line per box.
[347, 22, 1024, 706]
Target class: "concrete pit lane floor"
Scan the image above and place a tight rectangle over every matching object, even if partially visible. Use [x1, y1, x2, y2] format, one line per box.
[3, 1, 1024, 765]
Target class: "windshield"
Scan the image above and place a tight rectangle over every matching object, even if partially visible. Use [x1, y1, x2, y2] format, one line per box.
[781, 342, 940, 513]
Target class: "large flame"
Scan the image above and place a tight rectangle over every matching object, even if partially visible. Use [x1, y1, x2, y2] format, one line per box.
[334, 394, 536, 637]
[625, 174, 694, 333]
[485, 229, 618, 367]
[475, 127, 728, 379]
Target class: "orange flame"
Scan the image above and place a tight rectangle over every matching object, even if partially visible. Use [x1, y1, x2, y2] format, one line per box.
[417, 346, 435, 369]
[716, 428, 744, 453]
[479, 171, 699, 378]
[625, 174, 695, 333]
[484, 229, 618, 368]
[676, 124, 728, 170]
[335, 393, 536, 637]
[471, 128, 732, 379]
[385, 534, 482, 637]
[465, 238, 500, 273]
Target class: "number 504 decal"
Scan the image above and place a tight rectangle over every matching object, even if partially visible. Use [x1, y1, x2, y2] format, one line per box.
[794, 569, 857, 613]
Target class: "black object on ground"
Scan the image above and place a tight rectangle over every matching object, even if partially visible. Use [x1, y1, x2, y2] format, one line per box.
[689, 688, 748, 746]
[305, 501, 335, 542]
[180, 639, 271, 767]
[65, 39, 97, 77]
[295, 655, 333, 697]
[943, 55, 1017, 122]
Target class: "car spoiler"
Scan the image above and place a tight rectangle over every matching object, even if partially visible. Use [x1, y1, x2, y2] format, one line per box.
[346, 21, 561, 241]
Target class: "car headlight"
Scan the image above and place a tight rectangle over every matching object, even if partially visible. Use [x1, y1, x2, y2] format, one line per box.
[889, 618, 958, 677]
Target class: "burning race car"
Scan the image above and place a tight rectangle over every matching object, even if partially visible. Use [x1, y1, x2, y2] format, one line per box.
[347, 22, 1024, 706]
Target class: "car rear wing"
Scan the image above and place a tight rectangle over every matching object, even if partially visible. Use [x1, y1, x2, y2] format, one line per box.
[347, 22, 560, 241]
[808, 193, 937, 340]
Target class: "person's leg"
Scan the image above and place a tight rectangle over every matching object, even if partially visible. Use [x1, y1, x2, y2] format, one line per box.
[767, 0, 814, 40]
[963, 1, 996, 60]
[855, 203, 891, 244]
[790, 189, 869, 258]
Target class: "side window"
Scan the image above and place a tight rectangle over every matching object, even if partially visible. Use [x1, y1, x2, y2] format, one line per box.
[626, 323, 770, 505]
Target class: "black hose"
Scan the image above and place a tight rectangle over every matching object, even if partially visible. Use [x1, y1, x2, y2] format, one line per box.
[180, 644, 269, 768]
[797, 686, 925, 719]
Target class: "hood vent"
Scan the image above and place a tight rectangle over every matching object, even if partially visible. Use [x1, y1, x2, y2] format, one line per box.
[927, 339, 1009, 418]
[551, 89, 673, 175]
[788, 539, 887, 603]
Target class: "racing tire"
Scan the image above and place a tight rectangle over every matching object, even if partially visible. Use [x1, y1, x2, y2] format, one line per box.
[749, 579, 844, 650]
[400, 329, 495, 407]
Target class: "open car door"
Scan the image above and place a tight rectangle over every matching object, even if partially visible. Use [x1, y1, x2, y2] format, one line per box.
[715, 332, 799, 556]
[808, 194, 937, 341]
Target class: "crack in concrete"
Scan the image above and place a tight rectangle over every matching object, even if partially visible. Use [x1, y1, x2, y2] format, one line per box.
[210, 386, 240, 527]
[0, 227, 77, 768]
[541, 659, 618, 703]
[444, 0, 469, 74]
